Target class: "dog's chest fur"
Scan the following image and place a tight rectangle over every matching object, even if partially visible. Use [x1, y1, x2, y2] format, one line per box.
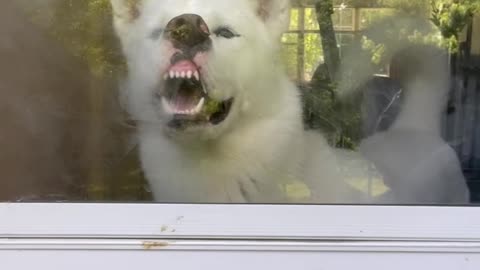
[139, 111, 307, 203]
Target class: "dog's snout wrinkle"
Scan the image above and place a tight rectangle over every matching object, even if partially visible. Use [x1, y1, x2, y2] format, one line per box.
[170, 52, 190, 65]
[165, 14, 211, 50]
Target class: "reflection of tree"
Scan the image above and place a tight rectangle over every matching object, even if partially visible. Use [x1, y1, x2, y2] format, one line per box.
[50, 0, 125, 77]
[300, 0, 478, 149]
[315, 0, 340, 81]
[299, 0, 361, 149]
[431, 0, 479, 52]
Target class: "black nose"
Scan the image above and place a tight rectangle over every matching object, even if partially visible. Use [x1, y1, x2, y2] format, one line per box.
[165, 14, 210, 49]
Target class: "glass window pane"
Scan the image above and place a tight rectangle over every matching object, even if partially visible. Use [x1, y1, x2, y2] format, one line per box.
[1, 0, 479, 205]
[359, 8, 397, 30]
[282, 33, 300, 80]
[289, 8, 300, 31]
[333, 7, 354, 31]
[304, 33, 324, 81]
[305, 8, 320, 31]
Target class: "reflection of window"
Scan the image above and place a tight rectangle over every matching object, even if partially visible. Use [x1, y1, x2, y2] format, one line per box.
[282, 5, 394, 81]
[359, 8, 396, 30]
[332, 7, 355, 31]
[282, 7, 323, 81]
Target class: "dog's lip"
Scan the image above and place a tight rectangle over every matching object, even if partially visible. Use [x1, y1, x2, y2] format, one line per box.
[161, 95, 206, 116]
[166, 97, 235, 129]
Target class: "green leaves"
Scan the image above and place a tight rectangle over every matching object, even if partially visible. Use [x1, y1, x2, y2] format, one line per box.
[431, 0, 479, 51]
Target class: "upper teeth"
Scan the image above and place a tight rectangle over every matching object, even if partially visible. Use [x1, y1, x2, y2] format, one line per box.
[165, 70, 200, 80]
[161, 97, 205, 116]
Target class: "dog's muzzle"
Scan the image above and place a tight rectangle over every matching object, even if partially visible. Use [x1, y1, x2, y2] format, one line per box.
[159, 14, 234, 130]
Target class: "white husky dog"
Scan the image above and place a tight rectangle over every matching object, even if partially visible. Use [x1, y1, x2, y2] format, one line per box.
[110, 0, 469, 203]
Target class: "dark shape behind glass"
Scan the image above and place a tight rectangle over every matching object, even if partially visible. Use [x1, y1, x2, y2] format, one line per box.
[0, 1, 93, 201]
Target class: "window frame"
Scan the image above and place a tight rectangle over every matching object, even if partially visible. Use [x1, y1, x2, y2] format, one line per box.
[1, 203, 479, 241]
[1, 4, 480, 269]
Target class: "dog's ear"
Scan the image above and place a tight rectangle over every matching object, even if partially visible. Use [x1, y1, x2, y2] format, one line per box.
[110, 0, 141, 33]
[111, 0, 141, 21]
[253, 0, 290, 38]
[110, 0, 142, 39]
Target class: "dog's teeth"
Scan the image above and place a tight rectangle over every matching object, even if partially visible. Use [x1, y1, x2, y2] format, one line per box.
[175, 71, 180, 78]
[169, 71, 175, 79]
[181, 71, 186, 78]
[187, 71, 193, 79]
[194, 71, 200, 81]
[194, 97, 205, 114]
[161, 97, 173, 114]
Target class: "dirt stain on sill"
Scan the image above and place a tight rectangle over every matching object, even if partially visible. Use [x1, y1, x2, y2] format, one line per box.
[142, 241, 170, 250]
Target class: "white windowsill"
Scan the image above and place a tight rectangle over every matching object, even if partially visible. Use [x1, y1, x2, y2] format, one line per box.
[0, 203, 479, 241]
[1, 203, 479, 270]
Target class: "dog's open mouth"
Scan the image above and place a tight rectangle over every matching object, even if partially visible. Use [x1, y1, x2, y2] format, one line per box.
[160, 60, 233, 129]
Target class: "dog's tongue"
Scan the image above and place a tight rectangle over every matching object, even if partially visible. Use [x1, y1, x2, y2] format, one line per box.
[167, 60, 201, 113]
[173, 94, 196, 112]
[170, 60, 197, 73]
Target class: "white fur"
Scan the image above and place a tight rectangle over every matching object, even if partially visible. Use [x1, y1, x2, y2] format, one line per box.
[111, 0, 469, 203]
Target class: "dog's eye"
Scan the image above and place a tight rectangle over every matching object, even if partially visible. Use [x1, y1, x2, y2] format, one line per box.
[150, 28, 164, 40]
[213, 27, 239, 39]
